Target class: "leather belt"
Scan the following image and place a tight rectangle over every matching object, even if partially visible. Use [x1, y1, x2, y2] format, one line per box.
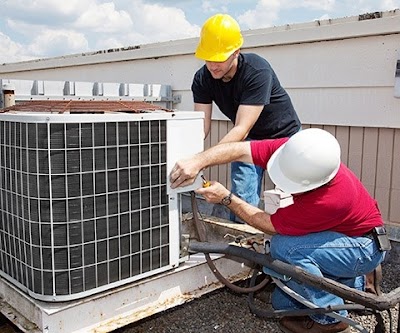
[361, 226, 391, 251]
[362, 229, 374, 238]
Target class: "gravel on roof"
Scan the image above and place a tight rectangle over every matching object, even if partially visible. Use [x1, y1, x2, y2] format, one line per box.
[115, 250, 400, 333]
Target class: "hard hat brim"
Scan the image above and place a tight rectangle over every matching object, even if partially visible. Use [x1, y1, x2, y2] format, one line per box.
[194, 47, 238, 62]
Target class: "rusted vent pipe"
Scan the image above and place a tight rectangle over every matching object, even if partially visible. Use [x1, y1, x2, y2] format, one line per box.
[2, 83, 15, 108]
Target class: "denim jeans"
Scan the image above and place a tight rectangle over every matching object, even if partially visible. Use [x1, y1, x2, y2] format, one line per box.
[230, 161, 264, 221]
[229, 129, 302, 222]
[270, 231, 385, 324]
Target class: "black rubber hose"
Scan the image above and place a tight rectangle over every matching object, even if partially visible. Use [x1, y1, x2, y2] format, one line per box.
[190, 191, 270, 294]
[189, 241, 400, 312]
[246, 268, 367, 319]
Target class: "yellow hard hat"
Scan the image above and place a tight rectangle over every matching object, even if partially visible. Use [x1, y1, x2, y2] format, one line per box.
[195, 14, 243, 62]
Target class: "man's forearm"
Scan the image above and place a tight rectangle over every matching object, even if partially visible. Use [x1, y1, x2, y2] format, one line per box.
[195, 141, 252, 168]
[218, 126, 249, 144]
[227, 194, 276, 235]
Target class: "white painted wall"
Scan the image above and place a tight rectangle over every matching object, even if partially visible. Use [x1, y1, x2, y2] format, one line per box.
[1, 10, 399, 128]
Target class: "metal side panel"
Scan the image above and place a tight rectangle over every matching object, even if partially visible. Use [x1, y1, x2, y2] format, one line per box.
[0, 254, 252, 333]
[166, 116, 205, 195]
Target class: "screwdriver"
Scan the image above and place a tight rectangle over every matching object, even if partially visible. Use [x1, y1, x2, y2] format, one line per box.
[201, 175, 211, 187]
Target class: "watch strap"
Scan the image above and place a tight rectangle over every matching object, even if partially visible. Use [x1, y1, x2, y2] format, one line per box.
[221, 191, 232, 206]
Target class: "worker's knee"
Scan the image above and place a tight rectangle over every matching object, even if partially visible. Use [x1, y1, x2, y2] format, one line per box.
[269, 234, 294, 260]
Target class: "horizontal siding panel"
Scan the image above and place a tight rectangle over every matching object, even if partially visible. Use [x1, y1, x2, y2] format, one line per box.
[288, 87, 400, 128]
[254, 35, 399, 88]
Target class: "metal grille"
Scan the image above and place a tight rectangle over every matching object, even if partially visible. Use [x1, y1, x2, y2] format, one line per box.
[0, 115, 172, 300]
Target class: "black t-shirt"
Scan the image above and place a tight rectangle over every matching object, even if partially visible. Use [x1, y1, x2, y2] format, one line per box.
[191, 53, 301, 139]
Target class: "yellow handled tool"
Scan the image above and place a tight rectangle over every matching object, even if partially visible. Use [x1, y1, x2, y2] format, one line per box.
[201, 175, 211, 188]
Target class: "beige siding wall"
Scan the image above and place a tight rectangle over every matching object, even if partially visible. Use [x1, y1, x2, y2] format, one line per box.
[205, 120, 400, 230]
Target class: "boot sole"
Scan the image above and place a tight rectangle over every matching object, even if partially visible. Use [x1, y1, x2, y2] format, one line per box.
[278, 322, 294, 333]
[278, 320, 351, 333]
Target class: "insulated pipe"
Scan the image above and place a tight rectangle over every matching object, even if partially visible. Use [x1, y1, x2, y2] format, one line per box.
[2, 83, 16, 108]
[189, 242, 400, 311]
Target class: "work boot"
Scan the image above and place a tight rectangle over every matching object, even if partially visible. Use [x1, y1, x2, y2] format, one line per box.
[365, 264, 382, 296]
[278, 316, 350, 333]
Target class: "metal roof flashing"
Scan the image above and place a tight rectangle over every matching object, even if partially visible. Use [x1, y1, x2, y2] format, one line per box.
[0, 10, 399, 73]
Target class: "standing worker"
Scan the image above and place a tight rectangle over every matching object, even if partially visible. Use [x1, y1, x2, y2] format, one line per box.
[192, 13, 301, 221]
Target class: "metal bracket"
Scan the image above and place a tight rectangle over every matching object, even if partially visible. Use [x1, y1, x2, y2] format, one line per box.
[394, 59, 400, 98]
[180, 234, 190, 258]
[172, 94, 182, 104]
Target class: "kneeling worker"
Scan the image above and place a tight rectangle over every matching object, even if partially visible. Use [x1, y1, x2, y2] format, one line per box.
[169, 128, 389, 333]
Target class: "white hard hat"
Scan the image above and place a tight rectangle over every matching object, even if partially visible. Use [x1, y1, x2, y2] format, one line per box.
[267, 128, 341, 194]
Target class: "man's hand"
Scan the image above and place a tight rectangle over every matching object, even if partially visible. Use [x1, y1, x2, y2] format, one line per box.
[195, 181, 230, 204]
[196, 181, 276, 235]
[169, 156, 202, 189]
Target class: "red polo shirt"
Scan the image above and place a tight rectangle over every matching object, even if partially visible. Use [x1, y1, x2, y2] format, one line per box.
[250, 139, 383, 236]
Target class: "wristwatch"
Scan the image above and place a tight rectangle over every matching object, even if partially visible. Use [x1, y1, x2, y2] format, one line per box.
[221, 192, 232, 206]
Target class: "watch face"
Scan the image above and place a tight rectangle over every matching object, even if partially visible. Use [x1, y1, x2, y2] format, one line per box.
[221, 194, 232, 206]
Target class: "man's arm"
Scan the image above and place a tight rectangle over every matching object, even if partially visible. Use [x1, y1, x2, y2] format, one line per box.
[219, 104, 263, 143]
[170, 141, 253, 189]
[195, 181, 276, 235]
[194, 103, 212, 139]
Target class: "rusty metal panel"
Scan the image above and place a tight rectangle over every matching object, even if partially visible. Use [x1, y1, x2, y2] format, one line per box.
[1, 99, 173, 113]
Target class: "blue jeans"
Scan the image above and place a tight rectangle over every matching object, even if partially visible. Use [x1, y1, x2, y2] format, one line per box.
[229, 129, 302, 222]
[270, 231, 385, 324]
[230, 161, 264, 221]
